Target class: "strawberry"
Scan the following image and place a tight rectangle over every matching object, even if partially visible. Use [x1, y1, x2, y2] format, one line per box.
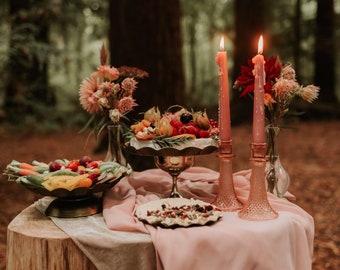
[170, 119, 183, 129]
[178, 127, 187, 134]
[172, 128, 179, 136]
[88, 172, 99, 182]
[194, 127, 201, 137]
[209, 119, 218, 128]
[86, 161, 100, 168]
[66, 160, 80, 172]
[198, 130, 210, 138]
[185, 121, 197, 127]
[185, 125, 197, 135]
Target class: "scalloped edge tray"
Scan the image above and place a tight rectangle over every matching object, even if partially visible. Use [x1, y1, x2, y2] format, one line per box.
[126, 145, 218, 157]
[135, 198, 223, 228]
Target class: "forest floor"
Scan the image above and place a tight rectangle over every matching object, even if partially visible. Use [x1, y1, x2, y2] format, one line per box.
[0, 120, 339, 269]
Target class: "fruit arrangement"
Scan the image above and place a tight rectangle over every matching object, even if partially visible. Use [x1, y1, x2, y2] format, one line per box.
[4, 156, 132, 192]
[130, 106, 219, 141]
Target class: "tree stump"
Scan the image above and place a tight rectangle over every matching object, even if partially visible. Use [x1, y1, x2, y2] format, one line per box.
[7, 205, 97, 270]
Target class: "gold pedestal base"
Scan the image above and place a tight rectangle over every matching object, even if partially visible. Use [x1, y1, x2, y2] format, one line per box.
[45, 195, 102, 218]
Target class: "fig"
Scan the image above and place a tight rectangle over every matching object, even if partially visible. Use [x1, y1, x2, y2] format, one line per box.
[86, 161, 100, 168]
[79, 155, 92, 166]
[180, 113, 193, 124]
[49, 161, 62, 172]
[194, 110, 210, 130]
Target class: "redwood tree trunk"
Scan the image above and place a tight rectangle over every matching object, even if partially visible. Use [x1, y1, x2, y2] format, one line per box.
[232, 0, 270, 124]
[107, 0, 185, 170]
[314, 0, 337, 104]
[109, 0, 185, 116]
[293, 0, 301, 77]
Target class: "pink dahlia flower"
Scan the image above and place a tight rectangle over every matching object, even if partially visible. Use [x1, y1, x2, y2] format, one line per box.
[121, 78, 137, 96]
[95, 65, 120, 81]
[117, 96, 138, 113]
[79, 76, 102, 113]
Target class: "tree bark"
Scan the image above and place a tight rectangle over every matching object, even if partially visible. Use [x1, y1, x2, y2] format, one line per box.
[293, 0, 301, 77]
[314, 0, 337, 103]
[109, 0, 185, 116]
[107, 0, 185, 170]
[187, 11, 198, 100]
[232, 0, 271, 124]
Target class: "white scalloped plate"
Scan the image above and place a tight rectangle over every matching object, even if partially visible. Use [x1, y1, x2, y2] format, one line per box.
[127, 137, 218, 156]
[135, 198, 222, 228]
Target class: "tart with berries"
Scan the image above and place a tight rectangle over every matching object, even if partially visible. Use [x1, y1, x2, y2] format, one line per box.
[135, 198, 223, 227]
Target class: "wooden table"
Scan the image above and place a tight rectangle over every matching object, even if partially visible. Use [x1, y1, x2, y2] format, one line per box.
[7, 205, 97, 269]
[7, 204, 157, 270]
[7, 168, 314, 270]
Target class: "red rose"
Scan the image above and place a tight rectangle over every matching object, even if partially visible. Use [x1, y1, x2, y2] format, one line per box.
[234, 55, 282, 97]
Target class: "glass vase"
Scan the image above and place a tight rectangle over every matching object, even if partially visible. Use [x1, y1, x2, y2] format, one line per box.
[105, 124, 128, 167]
[266, 127, 290, 198]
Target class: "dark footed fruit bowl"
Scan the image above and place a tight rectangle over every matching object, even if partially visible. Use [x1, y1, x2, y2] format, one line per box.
[15, 173, 127, 218]
[4, 159, 132, 217]
[26, 174, 125, 198]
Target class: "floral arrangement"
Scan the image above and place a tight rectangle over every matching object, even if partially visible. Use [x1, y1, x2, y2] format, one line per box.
[233, 55, 320, 196]
[233, 55, 320, 130]
[79, 45, 148, 137]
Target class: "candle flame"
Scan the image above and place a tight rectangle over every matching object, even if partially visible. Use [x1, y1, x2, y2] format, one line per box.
[219, 37, 225, 51]
[258, 35, 263, 54]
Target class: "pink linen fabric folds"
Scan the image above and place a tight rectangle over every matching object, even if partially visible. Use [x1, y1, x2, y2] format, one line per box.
[103, 167, 314, 270]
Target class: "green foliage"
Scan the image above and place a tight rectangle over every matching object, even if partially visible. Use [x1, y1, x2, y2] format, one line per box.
[0, 0, 109, 131]
[180, 0, 340, 107]
[3, 101, 87, 133]
[0, 0, 339, 130]
[152, 136, 195, 148]
[180, 0, 234, 107]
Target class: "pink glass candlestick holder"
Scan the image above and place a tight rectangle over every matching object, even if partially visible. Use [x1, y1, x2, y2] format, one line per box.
[238, 143, 278, 221]
[212, 141, 242, 211]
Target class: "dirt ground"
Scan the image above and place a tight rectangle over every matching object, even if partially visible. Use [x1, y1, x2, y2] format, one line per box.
[0, 120, 339, 269]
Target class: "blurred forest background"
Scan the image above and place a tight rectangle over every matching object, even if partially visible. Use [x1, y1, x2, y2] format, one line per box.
[0, 0, 339, 131]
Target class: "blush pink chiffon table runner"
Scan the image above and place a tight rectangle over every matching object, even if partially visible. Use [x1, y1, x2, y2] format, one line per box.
[102, 167, 314, 270]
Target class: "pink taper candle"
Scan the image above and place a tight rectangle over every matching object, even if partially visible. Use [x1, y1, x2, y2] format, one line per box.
[252, 36, 266, 144]
[215, 37, 231, 142]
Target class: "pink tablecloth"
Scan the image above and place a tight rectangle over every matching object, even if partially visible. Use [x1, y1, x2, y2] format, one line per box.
[103, 167, 314, 270]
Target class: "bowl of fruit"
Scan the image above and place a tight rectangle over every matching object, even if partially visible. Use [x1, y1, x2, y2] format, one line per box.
[3, 156, 132, 217]
[127, 105, 219, 156]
